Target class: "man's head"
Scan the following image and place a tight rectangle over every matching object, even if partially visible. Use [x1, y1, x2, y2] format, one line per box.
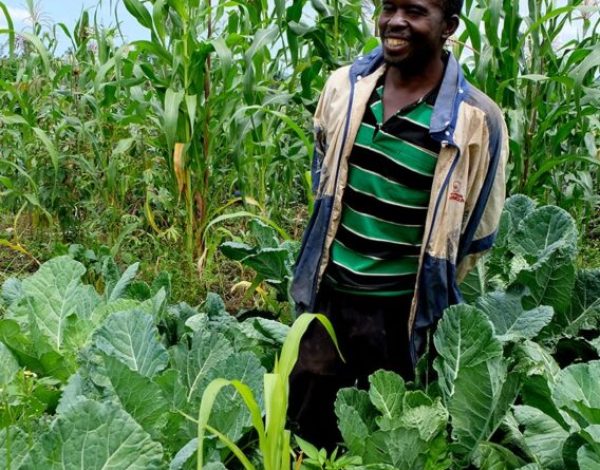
[441, 0, 463, 20]
[379, 0, 461, 71]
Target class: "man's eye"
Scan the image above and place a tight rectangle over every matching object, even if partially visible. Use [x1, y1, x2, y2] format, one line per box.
[406, 7, 426, 15]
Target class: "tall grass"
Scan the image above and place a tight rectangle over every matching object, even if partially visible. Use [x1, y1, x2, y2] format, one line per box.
[196, 313, 342, 470]
[456, 0, 600, 233]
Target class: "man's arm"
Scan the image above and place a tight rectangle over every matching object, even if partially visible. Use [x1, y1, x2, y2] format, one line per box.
[309, 75, 336, 195]
[310, 104, 328, 195]
[308, 66, 350, 196]
[456, 110, 509, 282]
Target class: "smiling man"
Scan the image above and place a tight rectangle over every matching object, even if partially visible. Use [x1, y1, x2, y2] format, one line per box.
[289, 0, 508, 449]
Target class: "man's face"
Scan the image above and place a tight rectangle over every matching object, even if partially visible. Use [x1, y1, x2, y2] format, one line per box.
[378, 0, 454, 69]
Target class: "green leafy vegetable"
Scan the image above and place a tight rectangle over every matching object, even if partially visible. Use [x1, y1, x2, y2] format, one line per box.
[335, 370, 451, 469]
[552, 361, 600, 426]
[25, 399, 163, 469]
[476, 290, 554, 342]
[93, 309, 169, 377]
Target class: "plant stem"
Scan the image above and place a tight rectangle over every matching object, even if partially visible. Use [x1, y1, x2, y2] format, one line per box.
[199, 0, 213, 257]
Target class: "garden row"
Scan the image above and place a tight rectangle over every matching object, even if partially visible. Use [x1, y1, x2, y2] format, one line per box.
[0, 196, 598, 469]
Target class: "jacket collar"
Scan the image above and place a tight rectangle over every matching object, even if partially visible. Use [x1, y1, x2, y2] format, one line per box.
[349, 47, 468, 143]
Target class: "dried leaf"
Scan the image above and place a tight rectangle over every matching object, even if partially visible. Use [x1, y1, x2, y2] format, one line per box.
[173, 143, 186, 195]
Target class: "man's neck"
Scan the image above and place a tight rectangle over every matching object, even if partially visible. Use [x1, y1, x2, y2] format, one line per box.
[384, 54, 446, 93]
[380, 53, 446, 122]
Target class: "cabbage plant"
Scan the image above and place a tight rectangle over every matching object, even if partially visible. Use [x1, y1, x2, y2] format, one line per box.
[0, 256, 289, 469]
[332, 195, 600, 469]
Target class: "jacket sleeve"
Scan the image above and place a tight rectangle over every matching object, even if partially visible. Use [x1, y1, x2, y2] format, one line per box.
[456, 109, 509, 282]
[310, 82, 331, 195]
[309, 65, 350, 195]
[310, 118, 327, 195]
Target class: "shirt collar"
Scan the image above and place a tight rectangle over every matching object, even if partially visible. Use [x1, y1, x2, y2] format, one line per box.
[350, 47, 467, 139]
[373, 69, 441, 107]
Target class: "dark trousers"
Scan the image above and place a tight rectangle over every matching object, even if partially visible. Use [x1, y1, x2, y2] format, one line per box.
[288, 284, 415, 451]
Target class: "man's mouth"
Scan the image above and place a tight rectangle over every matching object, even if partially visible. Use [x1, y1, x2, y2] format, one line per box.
[384, 37, 409, 49]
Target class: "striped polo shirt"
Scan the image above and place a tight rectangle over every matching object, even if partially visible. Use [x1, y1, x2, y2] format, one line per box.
[325, 77, 441, 297]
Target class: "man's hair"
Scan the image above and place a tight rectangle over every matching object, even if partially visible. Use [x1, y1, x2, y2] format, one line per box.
[442, 0, 464, 18]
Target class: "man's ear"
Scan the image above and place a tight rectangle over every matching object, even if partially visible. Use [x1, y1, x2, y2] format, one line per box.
[442, 14, 459, 41]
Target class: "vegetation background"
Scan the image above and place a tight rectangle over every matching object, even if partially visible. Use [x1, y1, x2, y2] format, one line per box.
[0, 0, 598, 309]
[0, 1, 599, 469]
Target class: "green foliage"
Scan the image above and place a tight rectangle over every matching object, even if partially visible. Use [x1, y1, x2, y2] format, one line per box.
[0, 0, 375, 301]
[332, 196, 600, 469]
[512, 359, 600, 469]
[0, 254, 290, 468]
[0, 196, 598, 468]
[335, 371, 451, 469]
[1, 0, 595, 281]
[26, 399, 164, 469]
[461, 195, 580, 314]
[434, 306, 519, 463]
[457, 0, 600, 230]
[0, 1, 597, 336]
[196, 312, 341, 470]
[93, 309, 169, 377]
[219, 219, 299, 304]
[295, 435, 362, 469]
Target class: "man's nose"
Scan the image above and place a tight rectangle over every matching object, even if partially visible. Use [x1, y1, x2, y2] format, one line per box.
[386, 11, 409, 29]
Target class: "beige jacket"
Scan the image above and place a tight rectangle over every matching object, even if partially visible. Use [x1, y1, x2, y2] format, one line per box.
[291, 48, 509, 361]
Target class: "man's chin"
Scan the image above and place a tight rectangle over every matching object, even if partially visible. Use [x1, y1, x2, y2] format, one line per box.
[382, 52, 432, 73]
[383, 54, 409, 68]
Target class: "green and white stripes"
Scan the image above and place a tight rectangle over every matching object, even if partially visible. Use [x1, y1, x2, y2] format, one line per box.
[326, 76, 441, 296]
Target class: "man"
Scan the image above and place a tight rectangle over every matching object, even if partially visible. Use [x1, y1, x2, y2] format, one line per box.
[289, 0, 508, 450]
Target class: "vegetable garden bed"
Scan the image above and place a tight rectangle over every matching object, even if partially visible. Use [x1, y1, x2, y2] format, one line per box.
[0, 196, 598, 469]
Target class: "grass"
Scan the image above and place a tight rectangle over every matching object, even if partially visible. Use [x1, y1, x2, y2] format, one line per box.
[581, 239, 600, 270]
[0, 201, 308, 316]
